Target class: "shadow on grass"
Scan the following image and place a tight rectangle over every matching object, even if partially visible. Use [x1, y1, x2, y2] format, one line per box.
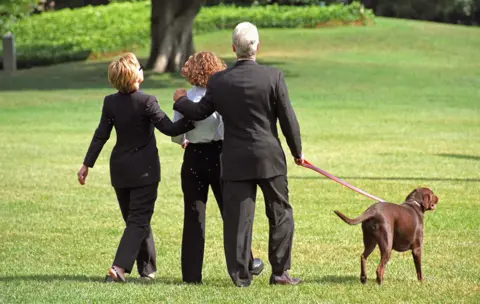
[437, 153, 480, 161]
[0, 275, 186, 285]
[307, 275, 358, 284]
[0, 60, 186, 91]
[0, 275, 102, 283]
[0, 275, 236, 286]
[0, 57, 289, 91]
[0, 43, 91, 70]
[290, 176, 480, 182]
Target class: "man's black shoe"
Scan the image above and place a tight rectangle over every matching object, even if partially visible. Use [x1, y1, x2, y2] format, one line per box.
[250, 258, 264, 276]
[269, 271, 302, 285]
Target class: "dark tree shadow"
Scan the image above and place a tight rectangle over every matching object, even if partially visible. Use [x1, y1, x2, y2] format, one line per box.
[436, 153, 480, 161]
[0, 43, 91, 70]
[0, 275, 102, 283]
[307, 275, 359, 284]
[290, 176, 480, 182]
[0, 56, 291, 91]
[0, 274, 189, 285]
[218, 58, 298, 79]
[0, 58, 186, 91]
[222, 58, 285, 67]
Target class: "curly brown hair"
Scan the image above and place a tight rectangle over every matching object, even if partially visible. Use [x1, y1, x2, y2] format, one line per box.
[181, 52, 227, 88]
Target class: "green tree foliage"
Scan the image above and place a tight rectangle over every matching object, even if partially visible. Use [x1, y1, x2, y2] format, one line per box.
[204, 0, 333, 5]
[203, 0, 480, 24]
[1, 2, 373, 69]
[375, 0, 479, 24]
[0, 0, 37, 34]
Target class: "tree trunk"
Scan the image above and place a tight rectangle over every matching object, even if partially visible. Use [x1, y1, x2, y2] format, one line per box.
[147, 0, 202, 73]
[361, 0, 377, 13]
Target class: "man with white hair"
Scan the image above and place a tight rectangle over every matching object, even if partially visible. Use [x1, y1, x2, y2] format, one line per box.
[173, 22, 303, 287]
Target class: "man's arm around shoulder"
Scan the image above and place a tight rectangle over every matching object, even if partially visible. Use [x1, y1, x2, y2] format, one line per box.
[173, 76, 217, 120]
[145, 95, 194, 136]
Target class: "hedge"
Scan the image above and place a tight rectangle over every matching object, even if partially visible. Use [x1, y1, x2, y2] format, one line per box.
[373, 0, 480, 25]
[203, 0, 332, 5]
[0, 0, 37, 35]
[1, 1, 374, 69]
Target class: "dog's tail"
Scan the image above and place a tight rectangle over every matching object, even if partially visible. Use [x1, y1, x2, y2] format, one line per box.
[334, 210, 374, 225]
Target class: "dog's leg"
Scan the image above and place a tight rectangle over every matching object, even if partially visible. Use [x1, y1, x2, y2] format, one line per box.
[376, 228, 392, 285]
[360, 230, 376, 284]
[376, 248, 391, 285]
[412, 247, 423, 281]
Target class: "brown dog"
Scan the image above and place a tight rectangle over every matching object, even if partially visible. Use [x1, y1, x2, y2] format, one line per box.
[334, 187, 439, 285]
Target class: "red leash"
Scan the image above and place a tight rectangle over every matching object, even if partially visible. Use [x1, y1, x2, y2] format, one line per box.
[301, 159, 385, 202]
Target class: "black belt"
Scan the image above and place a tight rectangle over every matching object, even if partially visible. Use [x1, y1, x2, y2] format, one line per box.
[187, 140, 223, 147]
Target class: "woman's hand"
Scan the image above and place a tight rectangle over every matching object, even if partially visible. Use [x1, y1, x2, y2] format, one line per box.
[181, 139, 190, 149]
[77, 164, 89, 185]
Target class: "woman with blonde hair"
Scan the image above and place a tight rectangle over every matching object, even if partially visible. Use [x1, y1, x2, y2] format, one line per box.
[172, 52, 263, 284]
[78, 52, 194, 282]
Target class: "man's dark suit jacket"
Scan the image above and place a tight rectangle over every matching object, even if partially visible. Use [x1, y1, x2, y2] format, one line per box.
[84, 90, 193, 188]
[174, 60, 302, 181]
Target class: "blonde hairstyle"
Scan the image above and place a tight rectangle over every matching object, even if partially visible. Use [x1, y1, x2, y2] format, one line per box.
[108, 52, 141, 93]
[232, 22, 259, 59]
[181, 52, 227, 88]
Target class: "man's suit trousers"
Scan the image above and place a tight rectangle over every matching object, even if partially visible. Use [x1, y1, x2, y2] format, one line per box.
[222, 175, 294, 286]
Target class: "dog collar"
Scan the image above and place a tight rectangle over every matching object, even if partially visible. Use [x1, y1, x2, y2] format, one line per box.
[411, 200, 422, 208]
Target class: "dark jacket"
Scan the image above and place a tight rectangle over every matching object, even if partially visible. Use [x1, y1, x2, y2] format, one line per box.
[173, 60, 301, 181]
[84, 90, 194, 188]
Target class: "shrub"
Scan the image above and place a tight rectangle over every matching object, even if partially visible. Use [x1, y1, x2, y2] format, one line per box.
[195, 2, 372, 32]
[109, 0, 147, 2]
[0, 0, 37, 35]
[1, 1, 374, 69]
[203, 0, 336, 6]
[359, 0, 480, 25]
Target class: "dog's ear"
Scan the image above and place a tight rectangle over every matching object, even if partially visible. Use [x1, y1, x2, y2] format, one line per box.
[422, 190, 431, 210]
[421, 188, 437, 210]
[430, 193, 439, 210]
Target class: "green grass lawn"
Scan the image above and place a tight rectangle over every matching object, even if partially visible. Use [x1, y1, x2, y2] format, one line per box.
[1, 18, 479, 303]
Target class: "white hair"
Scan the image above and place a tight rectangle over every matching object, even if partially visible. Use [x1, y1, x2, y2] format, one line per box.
[232, 22, 259, 59]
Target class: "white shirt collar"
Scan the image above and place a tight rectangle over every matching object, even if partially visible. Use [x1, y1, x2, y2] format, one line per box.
[187, 86, 207, 102]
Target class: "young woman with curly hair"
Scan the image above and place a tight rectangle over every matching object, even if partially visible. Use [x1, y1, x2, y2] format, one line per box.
[172, 52, 263, 284]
